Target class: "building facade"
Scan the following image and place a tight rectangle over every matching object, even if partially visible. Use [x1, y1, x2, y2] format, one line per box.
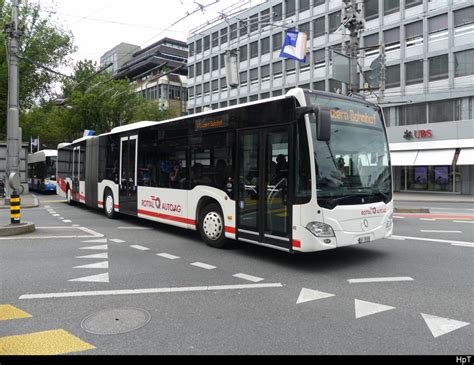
[101, 38, 189, 116]
[100, 42, 140, 75]
[187, 0, 473, 195]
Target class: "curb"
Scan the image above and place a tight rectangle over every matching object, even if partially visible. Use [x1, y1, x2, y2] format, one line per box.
[0, 196, 40, 209]
[0, 222, 36, 237]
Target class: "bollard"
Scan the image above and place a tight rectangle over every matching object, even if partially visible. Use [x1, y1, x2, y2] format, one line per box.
[10, 192, 20, 224]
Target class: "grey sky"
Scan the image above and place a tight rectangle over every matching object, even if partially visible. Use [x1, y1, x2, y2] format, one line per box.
[40, 0, 264, 66]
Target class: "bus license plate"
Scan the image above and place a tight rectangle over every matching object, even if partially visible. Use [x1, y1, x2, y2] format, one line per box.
[358, 236, 371, 244]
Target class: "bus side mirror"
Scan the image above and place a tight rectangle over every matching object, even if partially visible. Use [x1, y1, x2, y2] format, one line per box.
[316, 108, 331, 142]
[295, 106, 331, 141]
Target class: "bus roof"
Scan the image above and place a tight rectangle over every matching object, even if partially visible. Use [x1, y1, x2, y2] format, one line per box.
[28, 149, 57, 163]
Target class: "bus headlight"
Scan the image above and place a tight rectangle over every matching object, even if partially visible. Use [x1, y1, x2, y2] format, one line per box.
[306, 222, 335, 237]
[386, 213, 393, 229]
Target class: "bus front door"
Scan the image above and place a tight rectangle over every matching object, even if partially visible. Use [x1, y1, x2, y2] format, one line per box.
[119, 135, 138, 215]
[237, 126, 292, 250]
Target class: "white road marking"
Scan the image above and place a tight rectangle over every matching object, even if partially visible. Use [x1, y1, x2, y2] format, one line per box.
[419, 218, 436, 221]
[76, 253, 108, 259]
[233, 273, 264, 283]
[44, 205, 50, 209]
[453, 220, 474, 224]
[390, 235, 474, 247]
[421, 313, 470, 338]
[0, 226, 103, 240]
[420, 230, 462, 233]
[19, 283, 284, 300]
[74, 261, 109, 269]
[68, 272, 109, 283]
[191, 262, 216, 270]
[81, 238, 107, 243]
[130, 245, 150, 251]
[296, 288, 335, 304]
[387, 236, 406, 241]
[110, 239, 125, 243]
[393, 216, 404, 219]
[52, 214, 60, 217]
[62, 220, 72, 223]
[80, 245, 108, 250]
[72, 224, 80, 227]
[157, 253, 180, 260]
[355, 299, 395, 319]
[117, 227, 152, 230]
[348, 277, 414, 284]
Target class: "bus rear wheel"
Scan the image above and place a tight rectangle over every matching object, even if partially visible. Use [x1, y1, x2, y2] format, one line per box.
[66, 187, 75, 206]
[198, 203, 228, 249]
[104, 190, 117, 219]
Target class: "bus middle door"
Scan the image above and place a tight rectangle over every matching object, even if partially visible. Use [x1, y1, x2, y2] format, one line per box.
[119, 135, 138, 215]
[72, 146, 80, 200]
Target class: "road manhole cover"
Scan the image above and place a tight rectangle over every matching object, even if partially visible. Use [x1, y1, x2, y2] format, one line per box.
[81, 308, 151, 335]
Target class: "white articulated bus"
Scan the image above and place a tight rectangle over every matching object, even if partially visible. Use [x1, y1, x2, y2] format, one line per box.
[57, 88, 393, 253]
[28, 149, 58, 193]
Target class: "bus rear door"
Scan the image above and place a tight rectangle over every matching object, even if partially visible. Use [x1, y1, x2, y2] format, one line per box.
[119, 135, 138, 215]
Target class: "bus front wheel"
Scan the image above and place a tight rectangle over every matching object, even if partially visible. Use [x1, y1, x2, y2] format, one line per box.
[104, 190, 117, 219]
[198, 203, 228, 249]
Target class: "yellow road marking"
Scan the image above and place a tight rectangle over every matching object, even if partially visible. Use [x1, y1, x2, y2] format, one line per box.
[0, 305, 32, 321]
[0, 329, 95, 355]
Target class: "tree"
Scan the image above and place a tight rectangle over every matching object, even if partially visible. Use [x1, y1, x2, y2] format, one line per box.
[0, 0, 75, 138]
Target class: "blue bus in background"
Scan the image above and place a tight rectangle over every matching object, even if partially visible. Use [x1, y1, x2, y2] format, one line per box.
[28, 150, 57, 193]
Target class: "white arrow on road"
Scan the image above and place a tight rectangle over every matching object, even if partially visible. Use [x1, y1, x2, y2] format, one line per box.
[296, 288, 335, 304]
[81, 238, 107, 243]
[74, 261, 109, 269]
[69, 273, 109, 283]
[355, 299, 395, 319]
[76, 253, 108, 259]
[421, 313, 470, 338]
[79, 245, 108, 250]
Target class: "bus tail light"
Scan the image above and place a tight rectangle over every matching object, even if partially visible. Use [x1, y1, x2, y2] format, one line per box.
[306, 222, 335, 237]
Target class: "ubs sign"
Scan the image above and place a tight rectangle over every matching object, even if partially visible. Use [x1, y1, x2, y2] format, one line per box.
[403, 129, 433, 140]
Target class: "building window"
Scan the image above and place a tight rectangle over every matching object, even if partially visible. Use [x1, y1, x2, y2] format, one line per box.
[203, 35, 210, 51]
[429, 100, 458, 123]
[211, 56, 218, 72]
[239, 45, 248, 62]
[429, 54, 448, 81]
[260, 9, 270, 31]
[454, 49, 474, 77]
[261, 37, 270, 55]
[329, 79, 342, 92]
[399, 103, 427, 125]
[188, 64, 194, 79]
[230, 23, 238, 40]
[364, 33, 379, 56]
[212, 31, 219, 47]
[285, 0, 296, 18]
[313, 17, 325, 38]
[405, 0, 422, 9]
[240, 71, 248, 87]
[250, 41, 259, 59]
[384, 0, 399, 16]
[428, 14, 448, 34]
[261, 92, 270, 99]
[313, 80, 325, 91]
[454, 6, 474, 28]
[203, 59, 210, 74]
[195, 61, 202, 77]
[250, 68, 259, 85]
[405, 60, 423, 85]
[188, 43, 194, 57]
[250, 14, 259, 33]
[273, 4, 283, 22]
[314, 0, 325, 7]
[329, 12, 341, 33]
[240, 20, 248, 37]
[285, 59, 296, 76]
[299, 0, 310, 12]
[212, 79, 219, 92]
[196, 39, 202, 54]
[220, 77, 227, 92]
[405, 21, 423, 46]
[221, 27, 228, 44]
[273, 61, 283, 80]
[203, 82, 210, 96]
[299, 22, 310, 37]
[273, 32, 283, 51]
[386, 64, 400, 88]
[314, 48, 326, 67]
[384, 27, 400, 51]
[261, 64, 270, 82]
[364, 0, 378, 21]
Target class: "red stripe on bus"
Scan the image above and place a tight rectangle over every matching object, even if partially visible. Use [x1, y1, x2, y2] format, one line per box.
[137, 209, 196, 226]
[292, 239, 301, 248]
[98, 201, 103, 205]
[225, 226, 236, 234]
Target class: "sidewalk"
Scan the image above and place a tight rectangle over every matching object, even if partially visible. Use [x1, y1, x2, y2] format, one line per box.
[0, 194, 39, 209]
[394, 192, 474, 204]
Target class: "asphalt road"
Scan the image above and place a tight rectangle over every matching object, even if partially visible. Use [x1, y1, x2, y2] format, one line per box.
[0, 194, 472, 355]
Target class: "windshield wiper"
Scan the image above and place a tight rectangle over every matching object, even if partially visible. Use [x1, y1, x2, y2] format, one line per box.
[321, 193, 370, 209]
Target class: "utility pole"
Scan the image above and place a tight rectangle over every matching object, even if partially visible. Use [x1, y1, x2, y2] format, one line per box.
[379, 42, 386, 103]
[5, 0, 21, 200]
[342, 0, 364, 94]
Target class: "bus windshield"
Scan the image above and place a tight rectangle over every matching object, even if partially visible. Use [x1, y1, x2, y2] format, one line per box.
[305, 93, 391, 209]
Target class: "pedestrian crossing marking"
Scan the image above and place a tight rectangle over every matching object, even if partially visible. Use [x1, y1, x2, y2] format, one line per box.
[0, 305, 32, 321]
[0, 329, 95, 355]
